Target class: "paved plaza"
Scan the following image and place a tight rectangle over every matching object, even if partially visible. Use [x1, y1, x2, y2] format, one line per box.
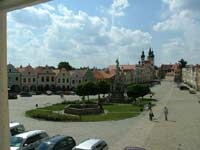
[9, 81, 200, 150]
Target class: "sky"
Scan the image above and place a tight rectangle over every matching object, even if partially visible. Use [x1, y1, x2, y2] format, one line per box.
[7, 0, 200, 68]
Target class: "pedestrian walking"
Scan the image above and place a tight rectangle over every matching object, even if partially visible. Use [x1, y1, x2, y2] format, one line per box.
[164, 106, 168, 121]
[148, 102, 152, 110]
[149, 109, 154, 121]
[60, 93, 64, 99]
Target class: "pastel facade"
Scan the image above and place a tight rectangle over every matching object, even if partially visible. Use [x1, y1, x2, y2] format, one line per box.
[17, 65, 37, 91]
[36, 66, 56, 91]
[54, 68, 71, 90]
[182, 65, 200, 90]
[7, 64, 21, 91]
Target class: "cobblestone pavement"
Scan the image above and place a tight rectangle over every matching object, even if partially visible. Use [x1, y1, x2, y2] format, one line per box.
[9, 81, 200, 150]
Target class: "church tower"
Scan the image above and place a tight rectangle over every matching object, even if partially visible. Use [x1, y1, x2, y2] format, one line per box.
[141, 51, 145, 65]
[148, 48, 154, 66]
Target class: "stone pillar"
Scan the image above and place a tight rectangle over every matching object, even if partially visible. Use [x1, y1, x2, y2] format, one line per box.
[0, 11, 10, 150]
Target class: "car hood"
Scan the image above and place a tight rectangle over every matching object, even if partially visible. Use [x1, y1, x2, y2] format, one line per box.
[10, 147, 20, 150]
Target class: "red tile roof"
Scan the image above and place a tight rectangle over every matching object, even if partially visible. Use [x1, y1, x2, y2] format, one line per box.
[93, 70, 114, 80]
[108, 64, 135, 73]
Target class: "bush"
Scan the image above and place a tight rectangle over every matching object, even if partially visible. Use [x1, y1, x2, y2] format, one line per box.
[26, 109, 80, 122]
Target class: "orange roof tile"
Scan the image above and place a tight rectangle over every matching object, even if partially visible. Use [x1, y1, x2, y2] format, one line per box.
[93, 70, 114, 80]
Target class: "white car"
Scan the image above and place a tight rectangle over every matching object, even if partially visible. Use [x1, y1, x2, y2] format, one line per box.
[10, 122, 25, 136]
[73, 139, 108, 150]
[10, 130, 49, 150]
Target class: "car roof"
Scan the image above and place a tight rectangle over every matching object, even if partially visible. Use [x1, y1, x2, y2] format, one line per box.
[15, 130, 46, 139]
[75, 139, 102, 149]
[9, 122, 22, 128]
[48, 135, 70, 144]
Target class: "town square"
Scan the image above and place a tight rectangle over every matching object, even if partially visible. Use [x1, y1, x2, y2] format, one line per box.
[1, 0, 200, 150]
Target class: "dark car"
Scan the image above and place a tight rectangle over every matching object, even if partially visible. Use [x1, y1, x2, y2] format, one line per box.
[20, 92, 32, 97]
[189, 89, 196, 94]
[8, 91, 18, 99]
[179, 85, 189, 90]
[36, 135, 76, 150]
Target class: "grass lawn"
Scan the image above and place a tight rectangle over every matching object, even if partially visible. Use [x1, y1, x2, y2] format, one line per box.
[82, 104, 141, 121]
[26, 98, 157, 122]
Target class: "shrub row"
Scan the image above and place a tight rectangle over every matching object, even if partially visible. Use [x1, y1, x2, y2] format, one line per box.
[26, 109, 80, 122]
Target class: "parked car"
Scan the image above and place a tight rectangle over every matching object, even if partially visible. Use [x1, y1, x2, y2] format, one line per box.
[20, 92, 32, 97]
[8, 91, 18, 99]
[10, 122, 25, 136]
[46, 90, 52, 95]
[179, 85, 189, 90]
[54, 91, 63, 95]
[35, 91, 42, 95]
[29, 91, 36, 95]
[36, 135, 76, 150]
[73, 139, 108, 150]
[189, 89, 196, 94]
[10, 130, 49, 150]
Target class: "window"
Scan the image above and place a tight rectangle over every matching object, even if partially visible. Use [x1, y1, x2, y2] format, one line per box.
[51, 77, 54, 82]
[28, 78, 31, 83]
[16, 77, 18, 81]
[63, 79, 65, 83]
[54, 139, 68, 150]
[28, 72, 30, 75]
[9, 69, 11, 72]
[58, 79, 61, 83]
[79, 80, 81, 83]
[46, 76, 49, 82]
[42, 77, 44, 82]
[33, 78, 35, 82]
[72, 80, 75, 84]
[23, 78, 26, 83]
[10, 125, 25, 136]
[66, 78, 69, 83]
[63, 73, 65, 76]
[67, 137, 75, 145]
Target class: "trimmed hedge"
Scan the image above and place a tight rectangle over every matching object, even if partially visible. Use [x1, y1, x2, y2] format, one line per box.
[26, 109, 80, 122]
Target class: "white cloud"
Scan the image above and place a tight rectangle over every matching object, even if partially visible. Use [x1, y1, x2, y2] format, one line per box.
[153, 10, 194, 32]
[8, 4, 152, 68]
[109, 0, 130, 17]
[8, 6, 52, 28]
[154, 0, 200, 64]
[162, 0, 200, 13]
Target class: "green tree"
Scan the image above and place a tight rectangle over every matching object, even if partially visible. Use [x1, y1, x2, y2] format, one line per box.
[58, 61, 74, 70]
[178, 58, 187, 68]
[76, 81, 98, 101]
[84, 81, 98, 100]
[75, 84, 85, 101]
[127, 84, 150, 101]
[97, 80, 110, 99]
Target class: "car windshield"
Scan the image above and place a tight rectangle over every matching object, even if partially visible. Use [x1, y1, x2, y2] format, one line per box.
[36, 142, 53, 150]
[10, 136, 23, 147]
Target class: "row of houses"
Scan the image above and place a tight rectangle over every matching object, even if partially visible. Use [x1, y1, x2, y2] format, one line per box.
[8, 64, 155, 92]
[8, 49, 156, 92]
[157, 62, 200, 91]
[158, 63, 182, 82]
[182, 65, 200, 90]
[8, 64, 96, 92]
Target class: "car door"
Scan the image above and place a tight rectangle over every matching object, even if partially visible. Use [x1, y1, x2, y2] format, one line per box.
[53, 140, 65, 150]
[94, 141, 108, 150]
[23, 135, 38, 150]
[53, 138, 73, 150]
